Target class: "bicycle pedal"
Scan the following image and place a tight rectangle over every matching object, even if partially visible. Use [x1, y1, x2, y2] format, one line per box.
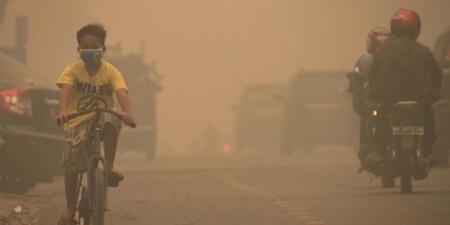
[108, 179, 121, 187]
[108, 171, 124, 187]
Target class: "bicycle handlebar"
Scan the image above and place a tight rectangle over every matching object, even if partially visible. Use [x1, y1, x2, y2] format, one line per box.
[58, 108, 137, 128]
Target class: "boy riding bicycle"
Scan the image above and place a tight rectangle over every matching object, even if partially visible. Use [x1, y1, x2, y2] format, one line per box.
[55, 24, 135, 225]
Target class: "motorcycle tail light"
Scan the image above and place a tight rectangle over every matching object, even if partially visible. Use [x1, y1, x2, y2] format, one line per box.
[0, 88, 33, 117]
[372, 110, 378, 117]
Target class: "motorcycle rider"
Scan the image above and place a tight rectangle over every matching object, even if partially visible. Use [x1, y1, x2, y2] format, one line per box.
[368, 8, 442, 164]
[347, 27, 390, 170]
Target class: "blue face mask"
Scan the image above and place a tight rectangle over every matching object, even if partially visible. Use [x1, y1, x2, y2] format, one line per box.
[79, 48, 103, 66]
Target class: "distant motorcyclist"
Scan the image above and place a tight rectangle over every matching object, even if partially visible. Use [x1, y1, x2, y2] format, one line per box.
[347, 27, 390, 168]
[368, 8, 442, 162]
[433, 27, 450, 69]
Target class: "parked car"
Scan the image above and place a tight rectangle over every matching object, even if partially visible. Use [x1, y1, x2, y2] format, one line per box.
[281, 71, 357, 155]
[433, 27, 450, 68]
[234, 84, 285, 153]
[0, 52, 64, 193]
[433, 27, 450, 167]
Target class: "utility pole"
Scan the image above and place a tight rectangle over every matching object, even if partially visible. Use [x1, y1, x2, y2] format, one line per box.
[15, 16, 28, 62]
[0, 0, 8, 26]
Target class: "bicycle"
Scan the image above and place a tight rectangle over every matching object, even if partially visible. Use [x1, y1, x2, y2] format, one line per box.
[58, 108, 136, 225]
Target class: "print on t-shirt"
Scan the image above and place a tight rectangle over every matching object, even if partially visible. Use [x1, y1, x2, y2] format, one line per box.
[75, 80, 113, 96]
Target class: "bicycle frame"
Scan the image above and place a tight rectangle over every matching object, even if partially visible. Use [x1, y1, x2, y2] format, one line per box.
[61, 108, 136, 225]
[76, 111, 109, 224]
[86, 111, 108, 213]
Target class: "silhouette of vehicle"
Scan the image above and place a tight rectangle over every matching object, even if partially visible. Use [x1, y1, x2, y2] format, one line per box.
[281, 71, 357, 155]
[234, 84, 285, 153]
[0, 52, 63, 193]
[433, 27, 450, 167]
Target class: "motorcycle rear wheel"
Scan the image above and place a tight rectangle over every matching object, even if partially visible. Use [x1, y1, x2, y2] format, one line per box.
[400, 175, 412, 193]
[398, 151, 413, 193]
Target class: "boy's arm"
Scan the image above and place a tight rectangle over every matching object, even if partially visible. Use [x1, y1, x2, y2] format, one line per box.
[109, 64, 134, 125]
[56, 64, 76, 123]
[116, 88, 135, 125]
[56, 84, 73, 123]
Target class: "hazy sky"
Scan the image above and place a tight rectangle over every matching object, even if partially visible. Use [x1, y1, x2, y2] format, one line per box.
[1, 0, 449, 151]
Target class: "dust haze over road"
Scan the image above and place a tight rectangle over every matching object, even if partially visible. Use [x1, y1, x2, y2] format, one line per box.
[1, 0, 449, 151]
[1, 2, 450, 224]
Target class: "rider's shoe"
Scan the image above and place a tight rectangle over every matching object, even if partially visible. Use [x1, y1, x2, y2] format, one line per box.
[57, 209, 76, 225]
[427, 154, 438, 167]
[363, 152, 385, 175]
[357, 159, 366, 173]
[108, 170, 124, 187]
[414, 157, 432, 180]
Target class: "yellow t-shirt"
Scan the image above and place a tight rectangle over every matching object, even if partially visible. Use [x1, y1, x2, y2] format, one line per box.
[56, 60, 128, 130]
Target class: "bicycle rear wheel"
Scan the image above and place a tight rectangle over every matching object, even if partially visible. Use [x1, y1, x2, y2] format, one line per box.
[90, 168, 107, 225]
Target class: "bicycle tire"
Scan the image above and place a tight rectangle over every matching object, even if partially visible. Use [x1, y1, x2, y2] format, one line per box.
[91, 169, 107, 225]
[80, 186, 91, 225]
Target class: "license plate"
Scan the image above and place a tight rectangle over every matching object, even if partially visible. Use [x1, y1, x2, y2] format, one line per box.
[392, 126, 424, 136]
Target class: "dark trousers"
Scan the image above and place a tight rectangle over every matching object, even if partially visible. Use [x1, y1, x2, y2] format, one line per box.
[422, 105, 436, 154]
[358, 114, 371, 160]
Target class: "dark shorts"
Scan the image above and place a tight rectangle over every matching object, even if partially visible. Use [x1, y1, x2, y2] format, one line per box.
[63, 113, 121, 175]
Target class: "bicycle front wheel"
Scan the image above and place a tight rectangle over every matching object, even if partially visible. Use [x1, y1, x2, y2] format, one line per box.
[91, 168, 107, 225]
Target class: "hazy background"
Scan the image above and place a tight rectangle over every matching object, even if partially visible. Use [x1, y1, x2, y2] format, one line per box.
[1, 0, 449, 152]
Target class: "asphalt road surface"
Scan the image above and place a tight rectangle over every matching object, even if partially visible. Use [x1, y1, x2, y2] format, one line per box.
[36, 148, 450, 225]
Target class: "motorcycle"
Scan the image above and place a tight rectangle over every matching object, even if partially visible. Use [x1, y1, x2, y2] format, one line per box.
[369, 101, 431, 193]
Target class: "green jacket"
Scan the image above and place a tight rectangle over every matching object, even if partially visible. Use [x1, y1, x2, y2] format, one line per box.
[369, 37, 442, 106]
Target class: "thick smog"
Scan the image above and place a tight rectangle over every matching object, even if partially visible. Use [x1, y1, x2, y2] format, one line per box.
[0, 1, 450, 225]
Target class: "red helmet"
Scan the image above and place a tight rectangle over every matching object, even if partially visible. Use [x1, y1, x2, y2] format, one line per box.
[391, 8, 421, 40]
[367, 27, 390, 54]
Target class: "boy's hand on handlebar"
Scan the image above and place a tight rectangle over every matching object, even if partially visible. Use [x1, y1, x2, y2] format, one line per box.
[55, 111, 69, 125]
[121, 111, 135, 127]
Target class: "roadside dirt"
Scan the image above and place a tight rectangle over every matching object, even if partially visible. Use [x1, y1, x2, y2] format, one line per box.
[0, 178, 62, 225]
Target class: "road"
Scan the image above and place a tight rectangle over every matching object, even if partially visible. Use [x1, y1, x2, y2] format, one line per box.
[36, 148, 450, 225]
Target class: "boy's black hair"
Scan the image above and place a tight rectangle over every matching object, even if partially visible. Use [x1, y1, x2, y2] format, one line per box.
[77, 23, 107, 45]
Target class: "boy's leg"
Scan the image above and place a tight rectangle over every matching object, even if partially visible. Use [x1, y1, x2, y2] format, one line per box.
[60, 120, 92, 224]
[102, 122, 124, 186]
[423, 105, 436, 156]
[103, 123, 119, 169]
[63, 172, 78, 219]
